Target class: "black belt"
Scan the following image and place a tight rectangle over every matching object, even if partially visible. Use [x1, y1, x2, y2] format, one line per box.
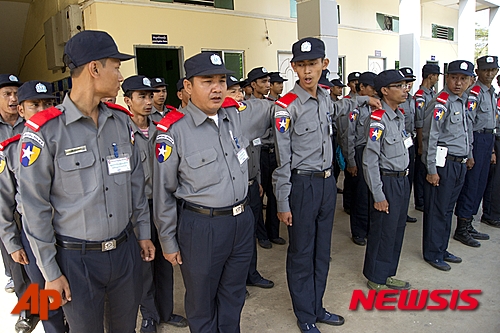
[446, 155, 468, 164]
[261, 145, 275, 153]
[248, 177, 256, 186]
[182, 198, 248, 217]
[293, 168, 332, 179]
[380, 169, 409, 177]
[56, 223, 133, 251]
[475, 129, 496, 134]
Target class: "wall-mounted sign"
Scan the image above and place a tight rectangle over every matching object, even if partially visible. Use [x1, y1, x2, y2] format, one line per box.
[152, 34, 168, 44]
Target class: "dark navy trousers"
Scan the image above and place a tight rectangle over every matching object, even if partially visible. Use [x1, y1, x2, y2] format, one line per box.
[482, 137, 500, 221]
[260, 147, 280, 240]
[21, 230, 67, 333]
[363, 175, 410, 285]
[287, 172, 336, 324]
[350, 146, 370, 239]
[56, 228, 142, 333]
[423, 161, 466, 262]
[343, 171, 353, 211]
[247, 181, 264, 284]
[413, 137, 425, 208]
[455, 132, 495, 218]
[177, 207, 253, 333]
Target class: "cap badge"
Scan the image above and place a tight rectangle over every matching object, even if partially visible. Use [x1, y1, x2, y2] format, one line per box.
[229, 76, 238, 83]
[406, 69, 411, 73]
[325, 72, 330, 80]
[8, 75, 18, 82]
[143, 77, 151, 87]
[262, 67, 268, 73]
[155, 78, 162, 82]
[35, 83, 47, 93]
[460, 62, 468, 70]
[487, 56, 494, 63]
[301, 41, 312, 53]
[355, 73, 360, 77]
[210, 54, 222, 66]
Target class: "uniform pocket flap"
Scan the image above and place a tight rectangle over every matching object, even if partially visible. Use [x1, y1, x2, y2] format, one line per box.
[294, 121, 318, 135]
[57, 151, 95, 171]
[185, 147, 217, 169]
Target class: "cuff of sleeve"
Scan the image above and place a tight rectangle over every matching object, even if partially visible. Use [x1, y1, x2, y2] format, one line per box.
[373, 190, 386, 203]
[134, 222, 151, 241]
[348, 158, 356, 168]
[415, 121, 423, 128]
[160, 237, 179, 254]
[428, 165, 437, 175]
[42, 261, 63, 282]
[277, 200, 290, 213]
[5, 241, 22, 255]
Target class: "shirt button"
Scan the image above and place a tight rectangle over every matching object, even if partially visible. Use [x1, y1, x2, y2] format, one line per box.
[235, 199, 238, 202]
[323, 159, 326, 162]
[105, 187, 108, 191]
[102, 158, 105, 162]
[225, 153, 228, 156]
[201, 159, 205, 162]
[232, 177, 235, 180]
[109, 214, 113, 217]
[75, 162, 80, 166]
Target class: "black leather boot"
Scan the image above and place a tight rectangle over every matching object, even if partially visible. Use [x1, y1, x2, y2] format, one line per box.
[453, 217, 481, 247]
[467, 219, 490, 240]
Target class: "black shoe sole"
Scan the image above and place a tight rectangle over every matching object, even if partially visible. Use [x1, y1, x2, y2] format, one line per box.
[443, 257, 462, 264]
[453, 235, 481, 247]
[426, 261, 451, 271]
[481, 218, 500, 228]
[351, 237, 366, 246]
[318, 316, 345, 326]
[469, 233, 490, 240]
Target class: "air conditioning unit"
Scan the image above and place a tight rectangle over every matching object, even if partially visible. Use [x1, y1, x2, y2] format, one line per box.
[44, 5, 83, 71]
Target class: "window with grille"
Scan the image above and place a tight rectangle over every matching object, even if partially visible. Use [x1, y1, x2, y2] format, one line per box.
[376, 13, 399, 33]
[432, 24, 454, 41]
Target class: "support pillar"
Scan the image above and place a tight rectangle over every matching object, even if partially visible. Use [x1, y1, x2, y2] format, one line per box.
[489, 7, 500, 57]
[399, 0, 421, 91]
[458, 0, 476, 61]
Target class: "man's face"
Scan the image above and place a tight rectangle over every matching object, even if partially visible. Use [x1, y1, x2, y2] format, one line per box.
[348, 80, 358, 92]
[243, 85, 253, 96]
[446, 74, 470, 96]
[185, 75, 226, 115]
[270, 82, 284, 96]
[330, 86, 343, 97]
[124, 90, 154, 117]
[476, 68, 499, 86]
[18, 99, 54, 120]
[226, 85, 244, 102]
[0, 86, 19, 117]
[291, 58, 327, 92]
[359, 84, 376, 97]
[95, 58, 124, 99]
[153, 86, 167, 107]
[429, 73, 440, 86]
[176, 88, 190, 108]
[381, 80, 409, 105]
[251, 76, 270, 96]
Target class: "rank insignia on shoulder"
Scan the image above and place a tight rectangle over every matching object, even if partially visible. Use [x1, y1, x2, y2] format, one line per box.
[436, 92, 449, 105]
[157, 110, 184, 132]
[370, 109, 386, 121]
[433, 106, 445, 121]
[469, 85, 481, 97]
[156, 142, 172, 163]
[369, 126, 383, 141]
[275, 92, 298, 109]
[414, 89, 424, 98]
[349, 110, 359, 122]
[20, 142, 41, 167]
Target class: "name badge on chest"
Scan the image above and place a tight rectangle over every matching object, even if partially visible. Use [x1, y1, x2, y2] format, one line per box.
[236, 148, 249, 165]
[106, 143, 131, 175]
[403, 131, 413, 149]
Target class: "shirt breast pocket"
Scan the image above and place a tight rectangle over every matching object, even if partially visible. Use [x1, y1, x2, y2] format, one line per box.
[450, 113, 463, 124]
[57, 151, 98, 195]
[140, 150, 150, 180]
[383, 134, 405, 158]
[185, 147, 221, 192]
[294, 120, 319, 146]
[479, 104, 491, 113]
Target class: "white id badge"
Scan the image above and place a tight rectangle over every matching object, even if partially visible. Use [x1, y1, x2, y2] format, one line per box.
[236, 148, 249, 165]
[404, 136, 413, 149]
[106, 154, 131, 175]
[252, 138, 262, 146]
[436, 146, 448, 167]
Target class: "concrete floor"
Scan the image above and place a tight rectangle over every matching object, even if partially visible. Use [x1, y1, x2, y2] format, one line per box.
[1, 187, 499, 333]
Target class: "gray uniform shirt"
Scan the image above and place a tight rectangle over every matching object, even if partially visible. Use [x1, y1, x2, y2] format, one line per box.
[346, 103, 371, 167]
[130, 120, 156, 200]
[468, 81, 497, 132]
[415, 86, 435, 129]
[422, 87, 471, 175]
[153, 99, 271, 254]
[0, 116, 24, 139]
[0, 136, 22, 254]
[151, 105, 166, 121]
[363, 100, 409, 203]
[399, 93, 415, 135]
[272, 84, 341, 213]
[18, 96, 150, 281]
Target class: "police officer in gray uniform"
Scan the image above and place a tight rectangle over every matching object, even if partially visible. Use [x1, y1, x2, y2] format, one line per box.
[398, 67, 418, 223]
[414, 64, 441, 211]
[421, 60, 474, 271]
[363, 69, 412, 291]
[481, 75, 500, 227]
[346, 72, 377, 246]
[153, 52, 271, 333]
[18, 31, 155, 332]
[150, 77, 169, 120]
[454, 55, 499, 246]
[0, 81, 68, 333]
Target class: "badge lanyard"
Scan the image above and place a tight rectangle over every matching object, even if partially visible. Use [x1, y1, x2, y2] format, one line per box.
[106, 142, 131, 175]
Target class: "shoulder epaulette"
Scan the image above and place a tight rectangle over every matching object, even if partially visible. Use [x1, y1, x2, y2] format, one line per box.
[319, 84, 331, 90]
[398, 107, 405, 115]
[414, 89, 424, 98]
[221, 97, 239, 109]
[275, 92, 298, 108]
[0, 134, 21, 151]
[165, 105, 177, 111]
[156, 109, 184, 132]
[436, 92, 450, 105]
[104, 102, 134, 117]
[25, 107, 63, 132]
[343, 95, 351, 99]
[370, 109, 386, 121]
[469, 85, 481, 97]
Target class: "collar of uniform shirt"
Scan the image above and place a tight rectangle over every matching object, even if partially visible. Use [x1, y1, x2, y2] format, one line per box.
[61, 95, 113, 125]
[186, 101, 230, 127]
[0, 114, 24, 126]
[293, 81, 329, 104]
[475, 79, 495, 94]
[381, 100, 400, 120]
